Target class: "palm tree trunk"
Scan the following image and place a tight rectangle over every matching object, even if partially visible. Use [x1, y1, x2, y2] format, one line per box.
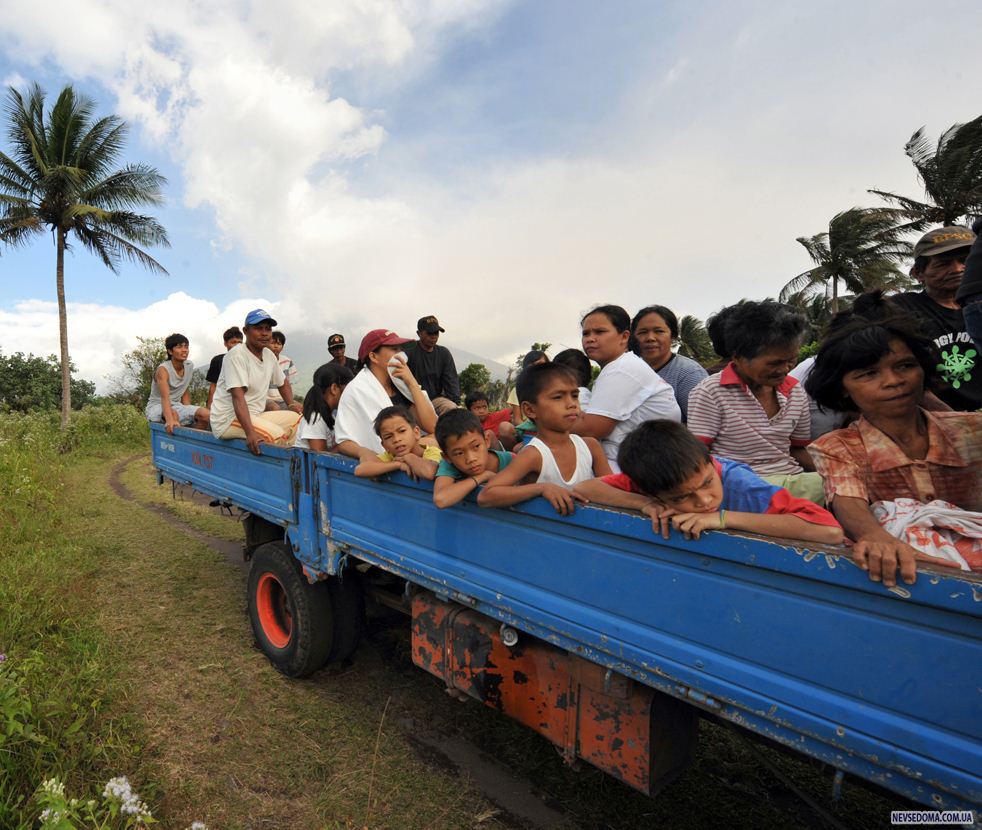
[831, 277, 838, 314]
[57, 228, 71, 429]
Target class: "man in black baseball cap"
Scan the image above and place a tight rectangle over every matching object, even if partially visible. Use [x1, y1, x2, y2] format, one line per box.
[327, 333, 358, 370]
[406, 315, 459, 414]
[893, 225, 979, 410]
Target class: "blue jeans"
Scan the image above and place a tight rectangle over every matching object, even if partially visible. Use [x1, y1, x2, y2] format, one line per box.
[963, 294, 982, 351]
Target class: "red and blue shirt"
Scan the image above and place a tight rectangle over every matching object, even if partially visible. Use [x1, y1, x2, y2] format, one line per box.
[602, 456, 839, 527]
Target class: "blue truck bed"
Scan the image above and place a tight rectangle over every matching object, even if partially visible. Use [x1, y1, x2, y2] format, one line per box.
[150, 423, 982, 811]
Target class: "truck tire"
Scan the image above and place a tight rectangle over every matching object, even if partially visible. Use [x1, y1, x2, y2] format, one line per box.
[247, 542, 334, 678]
[327, 571, 364, 664]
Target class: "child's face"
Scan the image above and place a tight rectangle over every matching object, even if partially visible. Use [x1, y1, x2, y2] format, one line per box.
[468, 399, 490, 420]
[269, 340, 284, 356]
[443, 429, 492, 477]
[655, 461, 723, 514]
[523, 377, 580, 431]
[378, 415, 420, 458]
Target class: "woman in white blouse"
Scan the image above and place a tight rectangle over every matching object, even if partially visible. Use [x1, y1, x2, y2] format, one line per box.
[573, 305, 681, 471]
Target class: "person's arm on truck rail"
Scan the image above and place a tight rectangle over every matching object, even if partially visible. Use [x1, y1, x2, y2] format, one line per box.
[229, 386, 263, 455]
[155, 365, 180, 435]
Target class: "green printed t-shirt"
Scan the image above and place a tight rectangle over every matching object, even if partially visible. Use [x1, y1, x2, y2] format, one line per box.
[436, 449, 512, 480]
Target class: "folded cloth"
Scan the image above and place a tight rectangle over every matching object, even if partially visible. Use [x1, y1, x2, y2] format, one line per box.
[872, 498, 982, 571]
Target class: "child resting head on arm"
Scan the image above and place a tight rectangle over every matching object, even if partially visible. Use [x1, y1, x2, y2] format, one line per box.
[432, 409, 514, 508]
[354, 405, 442, 481]
[573, 420, 843, 545]
[478, 363, 611, 516]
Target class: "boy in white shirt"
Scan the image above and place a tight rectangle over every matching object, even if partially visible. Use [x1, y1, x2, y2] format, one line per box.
[210, 309, 303, 454]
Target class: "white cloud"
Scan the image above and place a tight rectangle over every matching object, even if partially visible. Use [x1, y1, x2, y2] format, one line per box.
[2, 0, 982, 382]
[0, 292, 279, 393]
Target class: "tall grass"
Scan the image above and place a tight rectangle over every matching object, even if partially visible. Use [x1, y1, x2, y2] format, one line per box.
[0, 405, 148, 828]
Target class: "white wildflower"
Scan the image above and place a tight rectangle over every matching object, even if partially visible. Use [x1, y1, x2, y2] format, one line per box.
[104, 776, 152, 820]
[189, 822, 209, 830]
[40, 779, 65, 796]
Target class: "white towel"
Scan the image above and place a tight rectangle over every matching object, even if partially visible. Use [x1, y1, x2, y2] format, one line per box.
[872, 498, 982, 571]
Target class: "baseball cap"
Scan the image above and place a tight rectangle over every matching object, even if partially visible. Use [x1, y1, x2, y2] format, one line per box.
[417, 315, 445, 333]
[913, 226, 976, 258]
[244, 308, 277, 327]
[358, 329, 412, 361]
[328, 333, 345, 349]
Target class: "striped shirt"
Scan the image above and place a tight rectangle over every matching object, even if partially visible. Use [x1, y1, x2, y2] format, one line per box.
[687, 362, 811, 475]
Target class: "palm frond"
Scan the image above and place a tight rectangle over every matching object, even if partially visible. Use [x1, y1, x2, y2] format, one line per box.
[80, 165, 166, 210]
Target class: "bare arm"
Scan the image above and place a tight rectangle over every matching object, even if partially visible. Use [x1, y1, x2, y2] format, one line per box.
[277, 378, 303, 413]
[336, 440, 377, 462]
[572, 478, 652, 511]
[584, 436, 612, 476]
[390, 358, 438, 435]
[229, 387, 262, 454]
[433, 470, 494, 509]
[478, 449, 585, 515]
[355, 458, 409, 478]
[829, 495, 958, 587]
[306, 438, 329, 452]
[155, 366, 180, 434]
[570, 412, 617, 439]
[790, 445, 816, 472]
[721, 511, 842, 545]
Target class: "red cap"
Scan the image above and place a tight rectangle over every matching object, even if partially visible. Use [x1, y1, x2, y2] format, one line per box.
[358, 328, 412, 361]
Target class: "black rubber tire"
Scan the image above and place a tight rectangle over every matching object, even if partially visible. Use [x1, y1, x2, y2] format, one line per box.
[247, 541, 335, 678]
[326, 569, 365, 664]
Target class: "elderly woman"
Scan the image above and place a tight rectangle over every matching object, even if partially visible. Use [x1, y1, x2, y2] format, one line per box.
[631, 305, 708, 420]
[806, 302, 981, 587]
[574, 304, 681, 471]
[686, 301, 822, 502]
[334, 328, 437, 460]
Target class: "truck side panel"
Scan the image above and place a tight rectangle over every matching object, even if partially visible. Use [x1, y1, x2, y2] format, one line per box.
[311, 454, 982, 810]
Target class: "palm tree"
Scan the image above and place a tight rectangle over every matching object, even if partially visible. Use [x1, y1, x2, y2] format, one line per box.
[780, 207, 912, 313]
[0, 83, 169, 427]
[870, 115, 982, 229]
[676, 314, 715, 366]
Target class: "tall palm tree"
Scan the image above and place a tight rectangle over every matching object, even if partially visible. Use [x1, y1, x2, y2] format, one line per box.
[0, 83, 169, 427]
[676, 314, 715, 366]
[870, 115, 982, 229]
[780, 207, 912, 313]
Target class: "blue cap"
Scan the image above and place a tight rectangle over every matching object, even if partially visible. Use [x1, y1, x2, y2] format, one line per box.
[244, 308, 277, 327]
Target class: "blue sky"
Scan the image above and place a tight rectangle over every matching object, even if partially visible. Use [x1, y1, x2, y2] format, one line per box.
[1, 0, 981, 389]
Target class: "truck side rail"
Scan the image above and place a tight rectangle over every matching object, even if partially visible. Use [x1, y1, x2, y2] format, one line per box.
[311, 451, 982, 811]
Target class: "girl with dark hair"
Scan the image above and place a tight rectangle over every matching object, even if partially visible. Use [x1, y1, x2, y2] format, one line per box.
[686, 301, 821, 501]
[631, 305, 708, 420]
[806, 304, 982, 587]
[574, 304, 681, 471]
[295, 363, 355, 451]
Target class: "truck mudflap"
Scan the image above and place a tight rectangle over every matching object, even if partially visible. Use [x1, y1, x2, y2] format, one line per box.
[411, 591, 697, 795]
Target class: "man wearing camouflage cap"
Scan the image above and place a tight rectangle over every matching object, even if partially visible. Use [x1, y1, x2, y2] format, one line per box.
[893, 225, 979, 411]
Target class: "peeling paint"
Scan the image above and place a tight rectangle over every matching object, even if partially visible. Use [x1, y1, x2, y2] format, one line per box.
[888, 586, 912, 599]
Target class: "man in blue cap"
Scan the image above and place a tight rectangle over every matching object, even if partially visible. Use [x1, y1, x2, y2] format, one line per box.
[209, 309, 303, 453]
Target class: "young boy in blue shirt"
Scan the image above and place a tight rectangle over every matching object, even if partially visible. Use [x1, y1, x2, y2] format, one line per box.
[574, 420, 842, 545]
[432, 409, 513, 508]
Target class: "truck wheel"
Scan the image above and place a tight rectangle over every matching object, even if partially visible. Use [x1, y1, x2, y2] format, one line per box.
[327, 571, 364, 664]
[247, 542, 334, 678]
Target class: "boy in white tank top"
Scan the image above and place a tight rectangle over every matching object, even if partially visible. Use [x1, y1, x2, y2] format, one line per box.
[478, 364, 611, 516]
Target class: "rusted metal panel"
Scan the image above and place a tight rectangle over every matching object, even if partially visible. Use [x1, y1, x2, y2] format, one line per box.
[411, 592, 695, 794]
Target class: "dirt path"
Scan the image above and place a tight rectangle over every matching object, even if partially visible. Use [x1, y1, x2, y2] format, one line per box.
[78, 452, 905, 830]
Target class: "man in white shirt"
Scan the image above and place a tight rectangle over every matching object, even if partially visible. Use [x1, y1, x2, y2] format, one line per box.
[210, 309, 303, 454]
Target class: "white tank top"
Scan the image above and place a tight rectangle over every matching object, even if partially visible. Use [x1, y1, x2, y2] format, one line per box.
[530, 435, 594, 489]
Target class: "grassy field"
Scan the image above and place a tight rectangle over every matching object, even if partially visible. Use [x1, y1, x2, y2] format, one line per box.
[0, 408, 907, 828]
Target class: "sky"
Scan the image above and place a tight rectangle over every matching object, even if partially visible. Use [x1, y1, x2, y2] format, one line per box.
[1, 0, 981, 391]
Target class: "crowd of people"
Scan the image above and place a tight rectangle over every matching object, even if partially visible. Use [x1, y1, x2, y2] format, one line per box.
[146, 224, 982, 589]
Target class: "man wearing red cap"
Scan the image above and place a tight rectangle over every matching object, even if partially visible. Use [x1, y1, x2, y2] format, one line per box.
[893, 225, 980, 411]
[406, 314, 460, 415]
[334, 328, 438, 457]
